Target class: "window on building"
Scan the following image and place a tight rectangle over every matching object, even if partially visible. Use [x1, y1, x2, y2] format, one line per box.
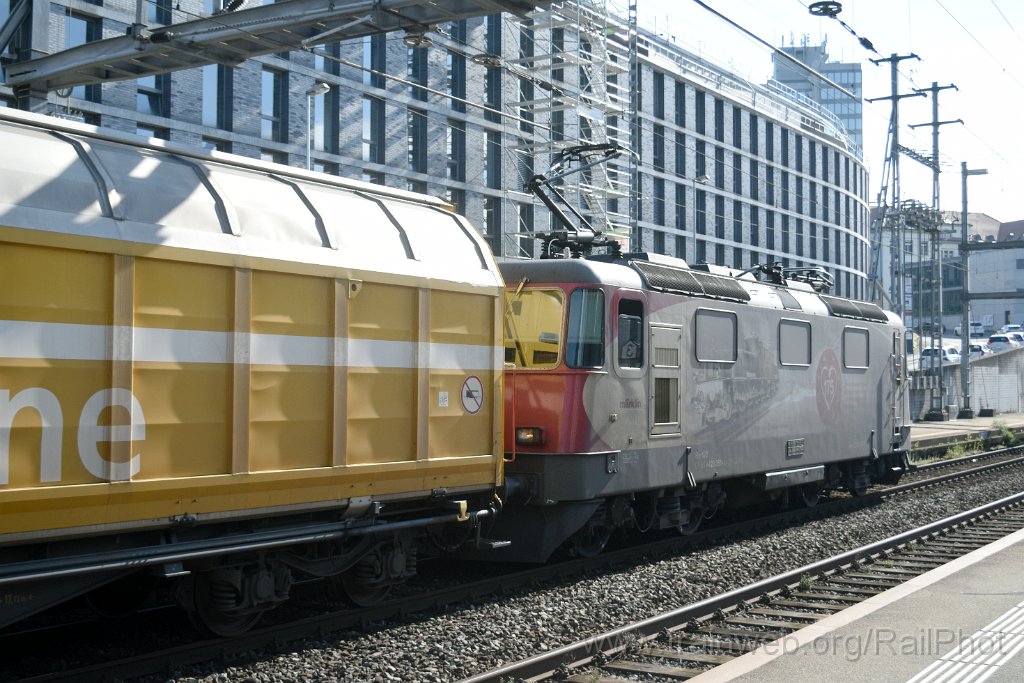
[408, 108, 427, 174]
[732, 105, 741, 148]
[765, 122, 774, 161]
[733, 200, 742, 243]
[750, 113, 759, 155]
[674, 132, 686, 176]
[750, 159, 759, 201]
[696, 140, 706, 178]
[137, 74, 168, 117]
[675, 80, 685, 127]
[362, 96, 384, 163]
[67, 14, 102, 102]
[653, 125, 665, 171]
[202, 64, 233, 130]
[260, 68, 286, 142]
[653, 71, 664, 119]
[714, 146, 724, 188]
[750, 204, 759, 247]
[714, 98, 724, 142]
[484, 15, 502, 123]
[653, 178, 665, 225]
[447, 120, 466, 181]
[149, 0, 172, 25]
[733, 152, 741, 193]
[408, 47, 428, 101]
[696, 190, 707, 235]
[676, 234, 686, 259]
[363, 35, 386, 89]
[447, 21, 467, 113]
[715, 195, 725, 239]
[695, 91, 705, 135]
[675, 183, 686, 233]
[485, 130, 502, 189]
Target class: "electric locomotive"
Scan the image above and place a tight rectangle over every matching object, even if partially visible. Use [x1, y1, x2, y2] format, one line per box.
[494, 145, 910, 562]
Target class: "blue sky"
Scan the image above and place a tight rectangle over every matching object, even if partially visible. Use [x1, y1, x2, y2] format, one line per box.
[630, 0, 1024, 222]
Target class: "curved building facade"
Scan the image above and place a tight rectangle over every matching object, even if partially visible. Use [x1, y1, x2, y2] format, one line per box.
[0, 0, 869, 299]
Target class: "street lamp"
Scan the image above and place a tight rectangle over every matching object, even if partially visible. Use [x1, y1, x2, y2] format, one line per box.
[957, 162, 987, 419]
[305, 82, 331, 170]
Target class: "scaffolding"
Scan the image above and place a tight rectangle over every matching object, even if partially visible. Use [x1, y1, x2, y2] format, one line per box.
[503, 0, 636, 256]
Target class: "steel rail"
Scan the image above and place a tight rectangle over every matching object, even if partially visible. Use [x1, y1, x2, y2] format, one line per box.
[459, 490, 1024, 682]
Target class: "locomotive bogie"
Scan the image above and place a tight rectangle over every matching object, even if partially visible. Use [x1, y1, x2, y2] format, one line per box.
[0, 108, 504, 631]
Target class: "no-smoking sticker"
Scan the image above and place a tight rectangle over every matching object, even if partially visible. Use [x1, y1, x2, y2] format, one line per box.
[461, 376, 483, 414]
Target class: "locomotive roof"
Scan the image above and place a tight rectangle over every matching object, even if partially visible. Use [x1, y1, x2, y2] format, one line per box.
[0, 108, 501, 290]
[499, 253, 898, 326]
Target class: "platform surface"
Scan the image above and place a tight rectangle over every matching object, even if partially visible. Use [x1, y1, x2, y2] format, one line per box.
[910, 411, 1024, 447]
[692, 528, 1024, 682]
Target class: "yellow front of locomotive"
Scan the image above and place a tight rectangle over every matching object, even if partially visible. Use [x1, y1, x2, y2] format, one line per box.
[0, 108, 503, 546]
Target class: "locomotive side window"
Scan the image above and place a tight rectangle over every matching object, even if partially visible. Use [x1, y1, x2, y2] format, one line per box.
[566, 288, 605, 368]
[695, 308, 738, 363]
[843, 327, 870, 369]
[618, 299, 644, 369]
[504, 288, 564, 369]
[779, 319, 812, 366]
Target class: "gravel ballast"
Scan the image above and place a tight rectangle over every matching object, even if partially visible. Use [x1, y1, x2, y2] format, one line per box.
[146, 469, 1024, 682]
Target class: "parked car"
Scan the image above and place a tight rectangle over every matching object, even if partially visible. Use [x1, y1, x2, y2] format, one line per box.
[968, 342, 993, 359]
[999, 323, 1022, 334]
[955, 321, 986, 338]
[1010, 332, 1024, 346]
[920, 346, 961, 366]
[988, 334, 1019, 352]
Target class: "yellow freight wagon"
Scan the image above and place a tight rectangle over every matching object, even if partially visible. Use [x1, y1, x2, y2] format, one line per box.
[0, 108, 504, 634]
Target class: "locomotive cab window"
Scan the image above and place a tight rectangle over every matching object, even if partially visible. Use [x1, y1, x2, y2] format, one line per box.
[695, 308, 737, 363]
[618, 298, 644, 369]
[566, 288, 605, 368]
[779, 319, 811, 366]
[843, 326, 870, 369]
[504, 287, 564, 369]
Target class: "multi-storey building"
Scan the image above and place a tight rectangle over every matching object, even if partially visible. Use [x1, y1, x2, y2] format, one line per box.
[773, 38, 863, 153]
[0, 0, 872, 299]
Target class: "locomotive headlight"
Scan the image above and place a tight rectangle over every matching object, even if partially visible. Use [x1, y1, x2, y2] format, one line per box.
[515, 427, 544, 446]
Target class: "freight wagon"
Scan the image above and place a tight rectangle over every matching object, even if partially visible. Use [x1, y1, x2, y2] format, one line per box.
[0, 108, 504, 634]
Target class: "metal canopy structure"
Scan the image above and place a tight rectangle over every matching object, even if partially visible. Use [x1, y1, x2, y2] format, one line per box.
[4, 0, 553, 92]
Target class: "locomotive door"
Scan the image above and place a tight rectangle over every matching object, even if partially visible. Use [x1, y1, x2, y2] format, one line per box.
[649, 325, 683, 436]
[891, 330, 907, 447]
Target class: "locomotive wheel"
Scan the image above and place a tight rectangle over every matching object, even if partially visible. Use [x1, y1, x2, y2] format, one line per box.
[799, 483, 823, 508]
[191, 574, 262, 638]
[677, 507, 703, 535]
[571, 523, 613, 558]
[338, 571, 392, 607]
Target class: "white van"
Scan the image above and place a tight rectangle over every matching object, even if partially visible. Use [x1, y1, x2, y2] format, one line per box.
[954, 321, 985, 337]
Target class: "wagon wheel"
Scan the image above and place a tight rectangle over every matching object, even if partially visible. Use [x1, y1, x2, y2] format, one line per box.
[799, 482, 824, 508]
[338, 570, 392, 607]
[191, 573, 262, 637]
[677, 505, 703, 536]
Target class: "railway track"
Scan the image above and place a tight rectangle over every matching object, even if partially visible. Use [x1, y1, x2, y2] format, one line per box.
[462, 492, 1024, 682]
[6, 448, 1024, 682]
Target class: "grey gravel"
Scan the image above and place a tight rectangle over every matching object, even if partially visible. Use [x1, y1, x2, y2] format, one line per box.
[162, 470, 1024, 683]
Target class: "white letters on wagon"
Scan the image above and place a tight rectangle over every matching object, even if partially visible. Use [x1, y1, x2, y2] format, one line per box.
[0, 388, 145, 485]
